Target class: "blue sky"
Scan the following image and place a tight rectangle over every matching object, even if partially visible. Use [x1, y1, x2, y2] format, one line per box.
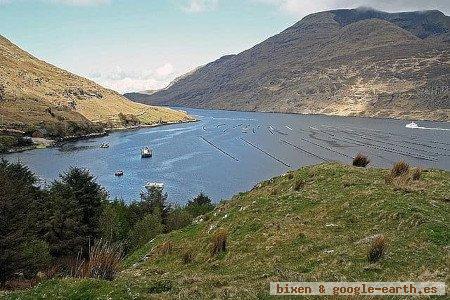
[1, 0, 449, 93]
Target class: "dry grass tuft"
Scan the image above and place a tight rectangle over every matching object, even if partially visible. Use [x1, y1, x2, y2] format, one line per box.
[67, 240, 123, 280]
[154, 241, 173, 256]
[391, 161, 409, 177]
[87, 240, 123, 280]
[353, 153, 370, 167]
[410, 168, 422, 180]
[367, 235, 386, 263]
[181, 248, 194, 264]
[293, 179, 305, 191]
[211, 228, 228, 256]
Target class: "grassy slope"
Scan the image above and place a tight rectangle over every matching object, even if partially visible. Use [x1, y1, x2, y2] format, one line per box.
[3, 163, 449, 299]
[0, 35, 192, 133]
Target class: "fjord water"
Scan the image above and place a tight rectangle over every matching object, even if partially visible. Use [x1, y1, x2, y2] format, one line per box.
[3, 108, 449, 203]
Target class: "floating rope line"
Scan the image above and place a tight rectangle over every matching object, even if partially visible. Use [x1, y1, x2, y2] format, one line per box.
[328, 130, 437, 161]
[268, 126, 274, 135]
[239, 137, 291, 167]
[202, 125, 207, 131]
[271, 125, 288, 136]
[328, 124, 450, 148]
[296, 136, 353, 159]
[334, 128, 445, 157]
[200, 136, 239, 162]
[324, 125, 449, 153]
[311, 128, 396, 164]
[280, 139, 328, 162]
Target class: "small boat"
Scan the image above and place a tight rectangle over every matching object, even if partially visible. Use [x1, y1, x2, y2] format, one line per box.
[145, 182, 164, 190]
[115, 170, 124, 177]
[141, 147, 152, 158]
[405, 122, 419, 129]
[100, 143, 109, 148]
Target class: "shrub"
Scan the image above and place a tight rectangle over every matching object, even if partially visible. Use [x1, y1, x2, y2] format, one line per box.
[391, 161, 409, 177]
[293, 179, 305, 191]
[352, 153, 370, 167]
[181, 248, 194, 264]
[211, 228, 228, 256]
[148, 281, 173, 294]
[127, 213, 163, 252]
[166, 208, 193, 232]
[87, 240, 122, 280]
[411, 168, 422, 180]
[0, 135, 18, 153]
[154, 241, 173, 256]
[367, 235, 386, 263]
[186, 193, 214, 218]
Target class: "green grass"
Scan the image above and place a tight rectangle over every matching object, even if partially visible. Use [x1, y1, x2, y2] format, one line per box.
[2, 163, 449, 299]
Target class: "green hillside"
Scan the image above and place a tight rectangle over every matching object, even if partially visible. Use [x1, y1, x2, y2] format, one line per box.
[3, 163, 449, 299]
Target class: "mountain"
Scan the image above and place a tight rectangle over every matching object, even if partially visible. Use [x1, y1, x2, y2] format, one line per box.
[0, 35, 192, 139]
[6, 162, 449, 298]
[128, 9, 450, 121]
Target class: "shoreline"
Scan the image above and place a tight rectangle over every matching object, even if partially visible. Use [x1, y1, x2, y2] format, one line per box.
[166, 105, 449, 124]
[3, 118, 198, 154]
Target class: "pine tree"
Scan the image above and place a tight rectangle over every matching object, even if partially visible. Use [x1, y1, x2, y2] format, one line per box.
[0, 160, 49, 285]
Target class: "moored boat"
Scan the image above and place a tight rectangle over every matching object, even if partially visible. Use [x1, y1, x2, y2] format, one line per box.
[141, 147, 152, 158]
[100, 143, 109, 148]
[115, 170, 124, 177]
[145, 182, 164, 190]
[405, 122, 419, 128]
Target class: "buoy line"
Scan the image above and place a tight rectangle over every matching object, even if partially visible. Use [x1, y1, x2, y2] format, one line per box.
[200, 136, 239, 162]
[296, 136, 353, 159]
[239, 137, 291, 167]
[333, 131, 437, 161]
[338, 129, 445, 157]
[280, 139, 328, 162]
[310, 128, 397, 164]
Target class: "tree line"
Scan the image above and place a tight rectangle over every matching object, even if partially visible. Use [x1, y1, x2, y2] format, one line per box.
[0, 159, 214, 287]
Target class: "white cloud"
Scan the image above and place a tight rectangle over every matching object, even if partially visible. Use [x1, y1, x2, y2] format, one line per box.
[182, 0, 218, 13]
[52, 0, 110, 5]
[253, 0, 450, 17]
[88, 64, 176, 94]
[155, 63, 174, 77]
[0, 0, 110, 5]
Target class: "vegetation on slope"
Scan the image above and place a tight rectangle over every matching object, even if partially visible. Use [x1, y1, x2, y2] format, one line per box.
[130, 9, 450, 121]
[0, 35, 193, 150]
[0, 160, 214, 292]
[3, 162, 448, 299]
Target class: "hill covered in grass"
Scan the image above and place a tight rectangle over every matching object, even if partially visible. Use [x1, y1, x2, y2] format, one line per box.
[129, 8, 450, 121]
[3, 163, 449, 299]
[0, 35, 193, 140]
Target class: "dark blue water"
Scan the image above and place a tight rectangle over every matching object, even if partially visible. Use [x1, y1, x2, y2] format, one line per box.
[3, 108, 449, 204]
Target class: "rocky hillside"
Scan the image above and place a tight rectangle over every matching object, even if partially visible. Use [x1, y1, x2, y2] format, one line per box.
[4, 163, 449, 298]
[0, 35, 192, 138]
[128, 9, 450, 121]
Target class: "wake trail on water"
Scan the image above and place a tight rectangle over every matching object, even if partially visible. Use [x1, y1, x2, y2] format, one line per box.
[406, 126, 450, 131]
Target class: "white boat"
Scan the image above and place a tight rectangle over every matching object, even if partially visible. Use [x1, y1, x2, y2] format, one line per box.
[405, 122, 419, 128]
[141, 147, 152, 158]
[145, 182, 164, 190]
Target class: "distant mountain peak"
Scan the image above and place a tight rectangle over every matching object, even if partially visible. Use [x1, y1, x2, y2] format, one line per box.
[126, 8, 449, 121]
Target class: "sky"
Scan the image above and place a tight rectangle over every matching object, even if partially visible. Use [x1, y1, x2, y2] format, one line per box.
[0, 0, 449, 93]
